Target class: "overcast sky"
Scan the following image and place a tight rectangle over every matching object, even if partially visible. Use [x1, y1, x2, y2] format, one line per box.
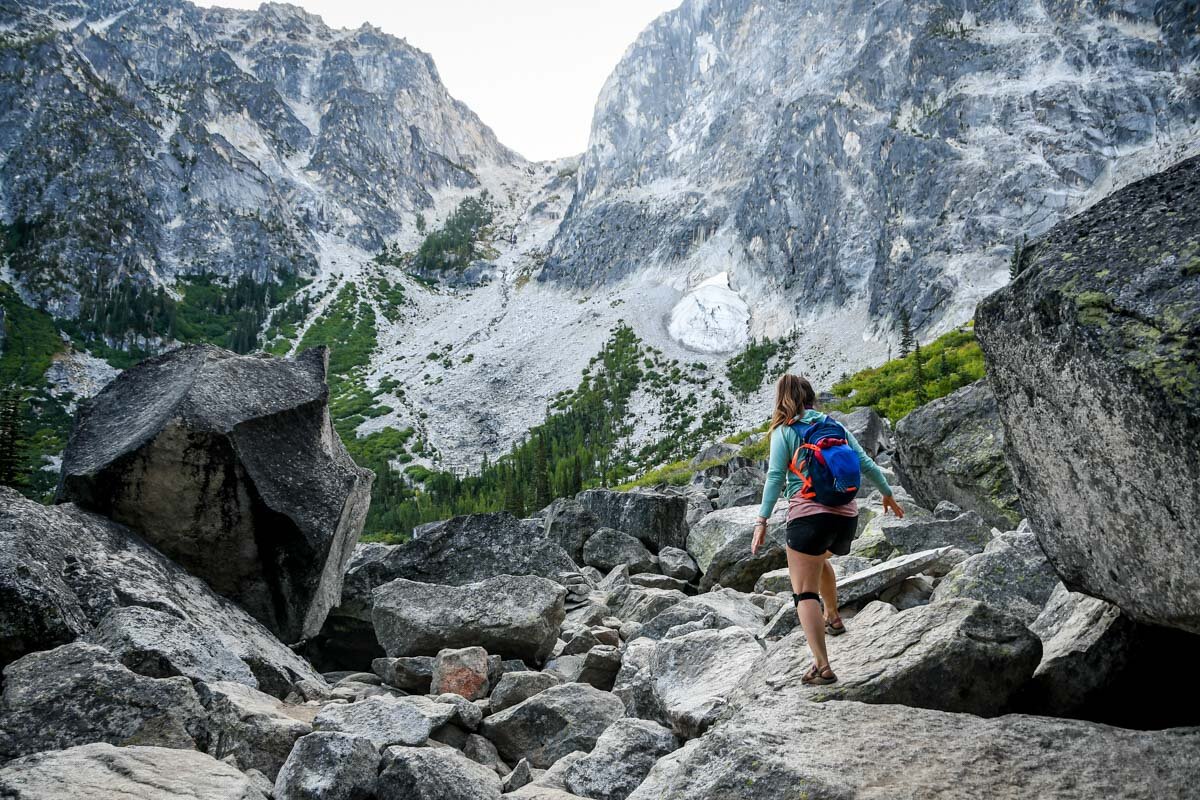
[193, 0, 682, 161]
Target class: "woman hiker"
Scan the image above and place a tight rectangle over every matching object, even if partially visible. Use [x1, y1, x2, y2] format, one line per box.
[750, 374, 903, 685]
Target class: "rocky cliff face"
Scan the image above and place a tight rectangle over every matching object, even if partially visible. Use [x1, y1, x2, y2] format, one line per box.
[0, 0, 522, 315]
[543, 0, 1200, 351]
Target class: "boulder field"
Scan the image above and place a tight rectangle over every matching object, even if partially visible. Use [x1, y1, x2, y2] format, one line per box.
[6, 158, 1200, 800]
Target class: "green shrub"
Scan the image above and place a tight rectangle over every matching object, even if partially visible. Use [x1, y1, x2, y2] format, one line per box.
[828, 326, 984, 421]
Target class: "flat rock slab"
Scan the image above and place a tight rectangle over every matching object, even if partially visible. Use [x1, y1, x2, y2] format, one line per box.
[761, 547, 952, 638]
[0, 743, 268, 800]
[626, 696, 1200, 800]
[0, 489, 323, 696]
[837, 546, 952, 606]
[363, 512, 578, 587]
[737, 599, 1040, 717]
[637, 589, 766, 641]
[372, 575, 565, 665]
[879, 510, 992, 555]
[55, 345, 371, 642]
[734, 597, 1036, 714]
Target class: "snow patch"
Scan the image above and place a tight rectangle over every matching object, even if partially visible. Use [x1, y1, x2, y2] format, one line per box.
[843, 130, 861, 158]
[667, 272, 750, 353]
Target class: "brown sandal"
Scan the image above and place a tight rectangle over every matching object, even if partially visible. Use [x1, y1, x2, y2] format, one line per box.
[825, 617, 846, 636]
[802, 662, 838, 685]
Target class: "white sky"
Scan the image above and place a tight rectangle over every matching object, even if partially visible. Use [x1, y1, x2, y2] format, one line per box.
[193, 0, 682, 161]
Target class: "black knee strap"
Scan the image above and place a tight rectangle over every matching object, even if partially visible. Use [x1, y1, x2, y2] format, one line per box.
[793, 591, 821, 606]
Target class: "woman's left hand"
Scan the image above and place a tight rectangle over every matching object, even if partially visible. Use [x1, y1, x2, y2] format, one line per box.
[882, 495, 905, 518]
[750, 521, 767, 554]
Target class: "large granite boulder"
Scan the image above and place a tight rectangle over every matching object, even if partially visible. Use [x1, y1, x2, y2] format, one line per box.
[976, 154, 1200, 634]
[352, 513, 577, 588]
[686, 502, 787, 592]
[738, 599, 1040, 717]
[932, 532, 1060, 624]
[626, 695, 1200, 800]
[562, 718, 679, 800]
[655, 547, 699, 582]
[0, 489, 323, 696]
[542, 498, 600, 563]
[0, 744, 269, 800]
[613, 587, 688, 624]
[305, 542, 395, 671]
[893, 380, 1021, 530]
[274, 732, 380, 800]
[582, 528, 657, 574]
[479, 682, 626, 768]
[879, 509, 993, 555]
[55, 345, 372, 642]
[0, 643, 208, 761]
[376, 745, 502, 800]
[1026, 583, 1134, 717]
[372, 575, 565, 665]
[576, 490, 688, 553]
[197, 681, 314, 781]
[714, 467, 764, 509]
[828, 406, 887, 457]
[491, 671, 563, 713]
[312, 695, 455, 748]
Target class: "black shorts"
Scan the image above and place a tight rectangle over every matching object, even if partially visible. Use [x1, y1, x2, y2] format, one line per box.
[785, 513, 858, 556]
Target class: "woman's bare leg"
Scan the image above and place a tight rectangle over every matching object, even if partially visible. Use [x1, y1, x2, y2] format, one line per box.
[786, 546, 830, 668]
[820, 555, 839, 622]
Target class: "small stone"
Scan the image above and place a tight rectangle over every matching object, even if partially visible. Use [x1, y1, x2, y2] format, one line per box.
[432, 647, 490, 700]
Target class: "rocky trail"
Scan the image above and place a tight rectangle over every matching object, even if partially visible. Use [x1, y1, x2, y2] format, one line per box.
[2, 157, 1199, 798]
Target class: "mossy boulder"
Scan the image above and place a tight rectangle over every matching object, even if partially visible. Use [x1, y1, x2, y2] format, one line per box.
[976, 154, 1200, 634]
[893, 379, 1021, 529]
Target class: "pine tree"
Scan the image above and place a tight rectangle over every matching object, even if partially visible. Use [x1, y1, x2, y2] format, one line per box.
[912, 342, 929, 406]
[532, 435, 552, 511]
[502, 470, 525, 518]
[937, 350, 952, 378]
[0, 387, 25, 488]
[1009, 234, 1027, 280]
[898, 310, 915, 358]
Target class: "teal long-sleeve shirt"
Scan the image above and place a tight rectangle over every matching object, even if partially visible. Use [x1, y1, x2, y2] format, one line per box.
[757, 409, 893, 519]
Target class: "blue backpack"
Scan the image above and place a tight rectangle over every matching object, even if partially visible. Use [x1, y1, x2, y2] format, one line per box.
[787, 415, 861, 506]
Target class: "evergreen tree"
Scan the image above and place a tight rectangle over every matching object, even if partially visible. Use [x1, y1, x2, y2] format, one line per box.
[502, 469, 525, 518]
[532, 435, 552, 511]
[1009, 234, 1027, 280]
[937, 350, 952, 378]
[913, 342, 929, 406]
[898, 310, 915, 358]
[0, 387, 25, 488]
